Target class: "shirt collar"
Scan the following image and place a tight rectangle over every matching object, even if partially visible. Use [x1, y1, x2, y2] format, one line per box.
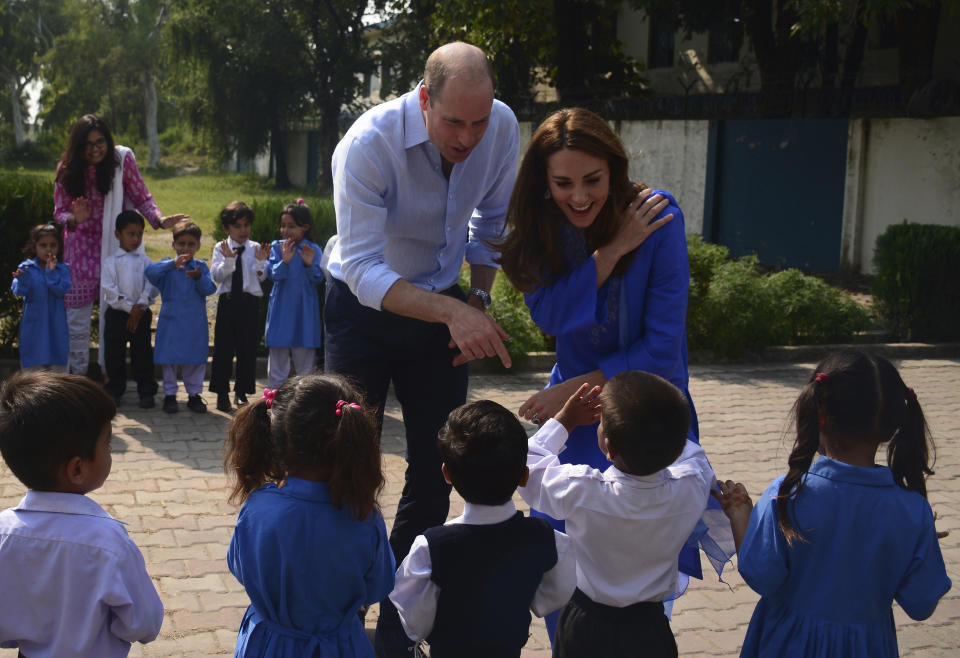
[808, 456, 896, 488]
[14, 490, 116, 520]
[403, 82, 430, 150]
[456, 500, 517, 525]
[227, 237, 248, 250]
[278, 477, 332, 502]
[113, 247, 135, 258]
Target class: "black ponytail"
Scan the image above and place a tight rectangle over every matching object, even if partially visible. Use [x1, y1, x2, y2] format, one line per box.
[224, 398, 281, 505]
[777, 381, 821, 545]
[324, 398, 384, 520]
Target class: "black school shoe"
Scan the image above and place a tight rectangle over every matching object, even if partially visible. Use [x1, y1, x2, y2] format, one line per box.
[163, 395, 178, 414]
[139, 394, 155, 409]
[187, 394, 207, 413]
[234, 391, 248, 407]
[217, 392, 232, 412]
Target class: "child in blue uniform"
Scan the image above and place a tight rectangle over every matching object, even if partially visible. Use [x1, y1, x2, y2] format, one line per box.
[389, 400, 576, 658]
[264, 200, 324, 388]
[145, 220, 216, 414]
[716, 350, 951, 658]
[225, 374, 395, 657]
[11, 224, 71, 371]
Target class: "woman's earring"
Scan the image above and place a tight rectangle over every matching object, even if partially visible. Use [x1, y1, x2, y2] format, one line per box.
[544, 188, 551, 200]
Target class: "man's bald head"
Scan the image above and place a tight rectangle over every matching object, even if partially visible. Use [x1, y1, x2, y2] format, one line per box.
[423, 42, 495, 106]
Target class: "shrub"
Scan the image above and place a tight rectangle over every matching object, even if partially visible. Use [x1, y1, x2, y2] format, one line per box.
[0, 172, 55, 351]
[873, 223, 960, 341]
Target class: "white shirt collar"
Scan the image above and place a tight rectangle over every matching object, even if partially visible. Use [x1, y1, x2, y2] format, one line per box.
[14, 490, 115, 520]
[227, 236, 250, 250]
[112, 247, 138, 258]
[452, 499, 517, 526]
[403, 83, 430, 150]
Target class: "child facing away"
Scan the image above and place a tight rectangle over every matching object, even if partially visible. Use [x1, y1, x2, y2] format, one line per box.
[101, 210, 159, 408]
[0, 372, 163, 657]
[714, 350, 951, 658]
[210, 201, 269, 412]
[518, 371, 718, 658]
[264, 199, 324, 389]
[11, 224, 71, 372]
[389, 400, 577, 658]
[145, 220, 217, 414]
[224, 374, 395, 657]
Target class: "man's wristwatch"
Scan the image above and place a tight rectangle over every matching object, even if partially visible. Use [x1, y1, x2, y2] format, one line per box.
[468, 287, 492, 310]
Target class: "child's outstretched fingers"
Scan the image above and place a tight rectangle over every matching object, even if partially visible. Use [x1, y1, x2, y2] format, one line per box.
[220, 240, 234, 258]
[554, 383, 602, 432]
[713, 480, 753, 553]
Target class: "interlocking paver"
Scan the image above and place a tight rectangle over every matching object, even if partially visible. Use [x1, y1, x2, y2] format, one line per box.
[0, 358, 957, 656]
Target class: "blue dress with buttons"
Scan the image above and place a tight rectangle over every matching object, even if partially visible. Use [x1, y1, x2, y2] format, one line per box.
[145, 258, 216, 365]
[11, 258, 71, 368]
[264, 239, 324, 349]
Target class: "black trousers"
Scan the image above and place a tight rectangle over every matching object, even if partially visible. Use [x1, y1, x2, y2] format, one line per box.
[555, 589, 677, 658]
[324, 278, 467, 655]
[210, 292, 260, 394]
[103, 306, 157, 398]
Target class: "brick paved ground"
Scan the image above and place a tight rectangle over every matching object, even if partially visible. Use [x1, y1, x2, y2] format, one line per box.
[1, 358, 957, 656]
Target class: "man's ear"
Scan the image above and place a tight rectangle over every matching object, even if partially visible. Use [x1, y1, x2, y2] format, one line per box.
[440, 462, 452, 485]
[419, 85, 430, 112]
[517, 466, 530, 488]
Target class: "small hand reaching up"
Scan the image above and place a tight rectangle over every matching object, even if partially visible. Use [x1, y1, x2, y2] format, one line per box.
[281, 239, 297, 264]
[712, 480, 753, 553]
[553, 383, 602, 434]
[219, 240, 235, 259]
[300, 243, 315, 267]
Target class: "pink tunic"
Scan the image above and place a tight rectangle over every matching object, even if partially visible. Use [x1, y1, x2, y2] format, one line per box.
[53, 150, 162, 308]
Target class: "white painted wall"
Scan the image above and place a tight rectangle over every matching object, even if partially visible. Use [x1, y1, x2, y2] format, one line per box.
[856, 117, 960, 273]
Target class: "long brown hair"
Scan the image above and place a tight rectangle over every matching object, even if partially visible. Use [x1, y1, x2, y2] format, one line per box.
[778, 350, 935, 545]
[498, 107, 645, 293]
[56, 114, 119, 199]
[223, 374, 385, 520]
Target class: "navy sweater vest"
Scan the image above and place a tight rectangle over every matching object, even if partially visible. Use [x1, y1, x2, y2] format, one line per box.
[424, 512, 558, 658]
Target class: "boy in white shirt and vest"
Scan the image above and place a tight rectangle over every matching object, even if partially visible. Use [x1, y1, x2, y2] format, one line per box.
[0, 371, 163, 657]
[519, 371, 715, 658]
[101, 210, 159, 408]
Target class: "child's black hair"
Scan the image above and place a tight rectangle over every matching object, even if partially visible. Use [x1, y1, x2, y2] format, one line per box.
[280, 199, 312, 239]
[220, 200, 254, 227]
[437, 400, 528, 505]
[0, 371, 116, 491]
[172, 219, 202, 241]
[115, 209, 146, 232]
[599, 370, 690, 476]
[779, 349, 935, 545]
[22, 223, 63, 258]
[224, 374, 384, 520]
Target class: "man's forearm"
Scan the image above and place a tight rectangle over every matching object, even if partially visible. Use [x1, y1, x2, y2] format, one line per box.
[380, 278, 461, 324]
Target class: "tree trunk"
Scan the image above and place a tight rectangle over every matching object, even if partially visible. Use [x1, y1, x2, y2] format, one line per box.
[9, 77, 25, 147]
[143, 63, 160, 168]
[270, 127, 290, 189]
[742, 0, 801, 114]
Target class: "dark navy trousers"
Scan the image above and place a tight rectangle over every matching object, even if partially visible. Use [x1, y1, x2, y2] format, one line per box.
[324, 277, 468, 656]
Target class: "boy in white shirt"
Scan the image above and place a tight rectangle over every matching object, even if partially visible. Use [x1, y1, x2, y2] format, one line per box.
[519, 371, 715, 658]
[389, 400, 576, 658]
[101, 210, 159, 408]
[0, 371, 164, 657]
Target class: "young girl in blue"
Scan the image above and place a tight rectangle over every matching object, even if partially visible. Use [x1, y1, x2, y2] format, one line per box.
[225, 374, 395, 657]
[716, 350, 950, 658]
[11, 224, 71, 371]
[264, 200, 324, 389]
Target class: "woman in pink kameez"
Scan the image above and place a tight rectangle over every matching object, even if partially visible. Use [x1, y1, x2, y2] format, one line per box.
[53, 114, 187, 377]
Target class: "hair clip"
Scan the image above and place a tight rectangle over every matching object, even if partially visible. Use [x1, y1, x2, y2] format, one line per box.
[335, 399, 361, 416]
[296, 197, 304, 205]
[814, 372, 829, 384]
[906, 387, 917, 403]
[262, 388, 277, 409]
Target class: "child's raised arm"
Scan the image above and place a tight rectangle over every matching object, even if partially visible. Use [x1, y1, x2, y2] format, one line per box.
[553, 383, 601, 433]
[711, 480, 753, 553]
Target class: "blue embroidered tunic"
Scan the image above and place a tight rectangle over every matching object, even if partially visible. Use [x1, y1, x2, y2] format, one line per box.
[11, 258, 71, 368]
[264, 239, 325, 349]
[145, 258, 216, 365]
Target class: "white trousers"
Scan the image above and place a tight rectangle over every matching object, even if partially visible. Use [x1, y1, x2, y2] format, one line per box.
[66, 304, 94, 375]
[267, 347, 318, 389]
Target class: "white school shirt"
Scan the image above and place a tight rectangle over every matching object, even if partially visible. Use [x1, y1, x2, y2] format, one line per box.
[518, 419, 713, 607]
[0, 490, 164, 658]
[101, 248, 158, 313]
[210, 237, 268, 296]
[389, 500, 577, 642]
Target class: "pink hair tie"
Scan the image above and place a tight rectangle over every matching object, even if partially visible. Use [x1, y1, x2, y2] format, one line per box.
[296, 197, 304, 205]
[906, 387, 918, 403]
[262, 388, 277, 409]
[335, 399, 361, 416]
[814, 372, 829, 384]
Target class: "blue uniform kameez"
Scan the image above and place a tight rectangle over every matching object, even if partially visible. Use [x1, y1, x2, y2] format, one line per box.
[264, 239, 324, 349]
[145, 258, 216, 365]
[11, 259, 71, 368]
[228, 478, 395, 657]
[738, 457, 950, 658]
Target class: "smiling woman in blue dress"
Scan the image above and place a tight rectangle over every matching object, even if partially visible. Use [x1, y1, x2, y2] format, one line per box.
[498, 107, 727, 638]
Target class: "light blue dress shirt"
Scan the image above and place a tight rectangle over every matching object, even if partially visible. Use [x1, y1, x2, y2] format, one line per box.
[329, 83, 520, 310]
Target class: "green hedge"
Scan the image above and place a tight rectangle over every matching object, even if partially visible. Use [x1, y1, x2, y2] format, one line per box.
[873, 223, 960, 341]
[0, 173, 55, 351]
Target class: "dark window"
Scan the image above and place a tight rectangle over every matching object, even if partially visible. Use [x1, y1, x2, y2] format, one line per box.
[648, 14, 675, 68]
[708, 0, 743, 63]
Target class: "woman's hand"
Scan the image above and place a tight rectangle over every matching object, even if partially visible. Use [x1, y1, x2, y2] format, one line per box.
[592, 189, 674, 289]
[160, 213, 189, 229]
[519, 371, 605, 425]
[72, 198, 91, 225]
